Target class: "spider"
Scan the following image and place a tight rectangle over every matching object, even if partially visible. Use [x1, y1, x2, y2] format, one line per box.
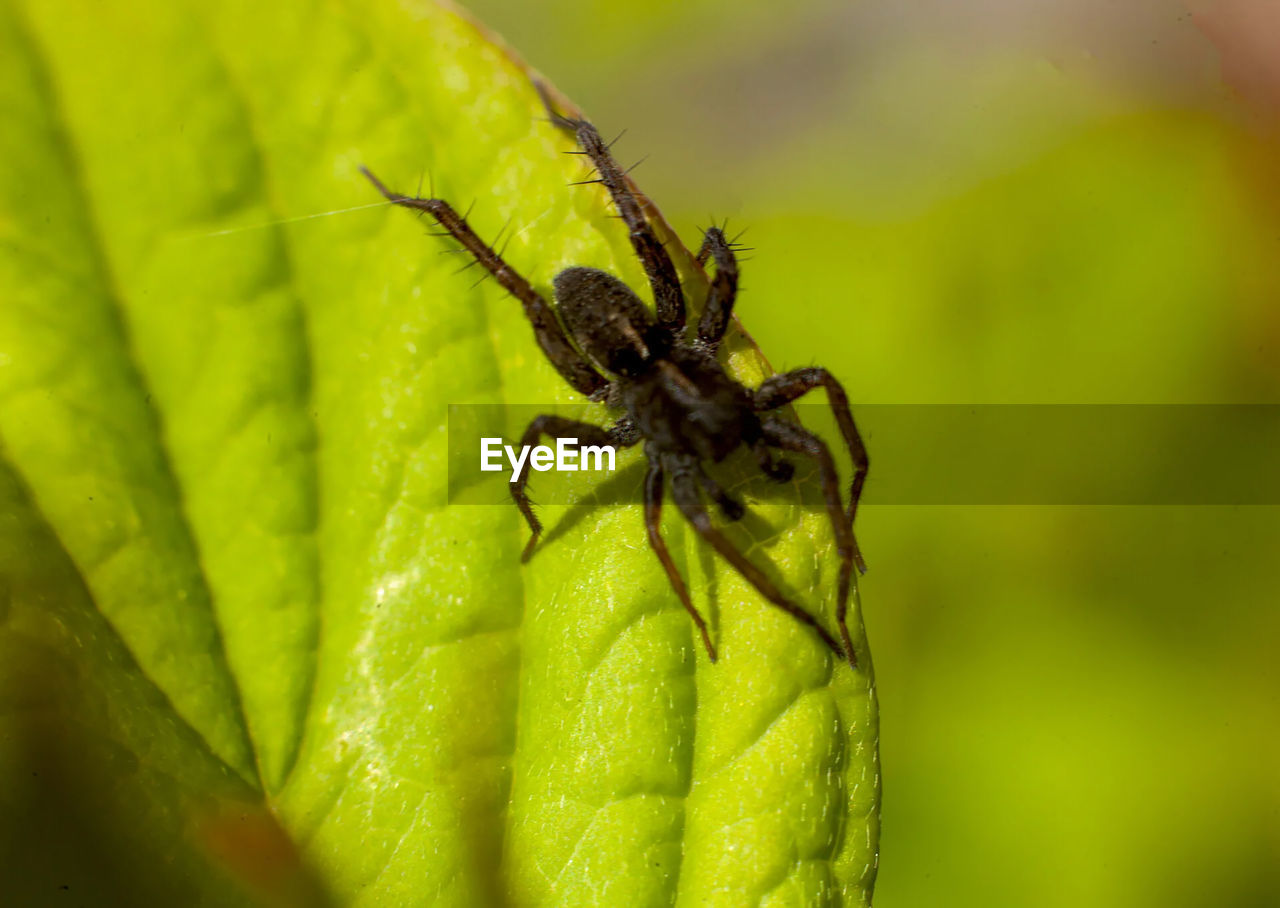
[361, 83, 869, 668]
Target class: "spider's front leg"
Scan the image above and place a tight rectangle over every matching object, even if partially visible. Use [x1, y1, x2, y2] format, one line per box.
[754, 367, 870, 564]
[361, 166, 607, 399]
[535, 82, 686, 335]
[694, 226, 740, 349]
[511, 414, 640, 561]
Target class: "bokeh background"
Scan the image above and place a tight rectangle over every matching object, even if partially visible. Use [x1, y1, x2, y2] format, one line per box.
[461, 0, 1280, 905]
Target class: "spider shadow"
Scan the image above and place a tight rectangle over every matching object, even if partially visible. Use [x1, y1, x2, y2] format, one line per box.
[530, 446, 836, 651]
[532, 449, 811, 555]
[688, 499, 791, 643]
[534, 458, 648, 552]
[695, 455, 840, 647]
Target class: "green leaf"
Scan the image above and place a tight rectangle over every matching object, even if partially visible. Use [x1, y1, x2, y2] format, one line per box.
[0, 0, 879, 904]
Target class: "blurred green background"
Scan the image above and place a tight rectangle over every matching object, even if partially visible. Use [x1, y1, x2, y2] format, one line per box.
[462, 0, 1280, 905]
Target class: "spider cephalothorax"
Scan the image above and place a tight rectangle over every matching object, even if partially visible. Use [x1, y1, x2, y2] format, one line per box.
[362, 82, 869, 667]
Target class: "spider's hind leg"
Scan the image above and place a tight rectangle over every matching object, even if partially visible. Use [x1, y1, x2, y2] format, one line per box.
[754, 367, 870, 554]
[666, 455, 843, 659]
[758, 417, 860, 670]
[643, 450, 716, 662]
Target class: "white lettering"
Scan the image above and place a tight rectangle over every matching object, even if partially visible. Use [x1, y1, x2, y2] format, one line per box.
[487, 436, 616, 481]
[557, 437, 578, 471]
[580, 445, 615, 472]
[480, 438, 504, 471]
[505, 443, 531, 481]
[530, 446, 555, 471]
[529, 445, 555, 471]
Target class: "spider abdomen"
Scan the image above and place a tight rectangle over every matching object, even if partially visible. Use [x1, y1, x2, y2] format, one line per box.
[553, 266, 664, 378]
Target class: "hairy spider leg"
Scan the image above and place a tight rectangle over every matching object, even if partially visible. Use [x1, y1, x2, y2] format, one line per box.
[754, 367, 870, 571]
[535, 81, 687, 335]
[511, 415, 641, 561]
[694, 227, 740, 348]
[643, 451, 717, 661]
[666, 454, 844, 658]
[760, 417, 859, 669]
[360, 166, 606, 398]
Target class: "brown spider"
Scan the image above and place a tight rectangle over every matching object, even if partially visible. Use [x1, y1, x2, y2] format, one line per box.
[361, 83, 869, 668]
